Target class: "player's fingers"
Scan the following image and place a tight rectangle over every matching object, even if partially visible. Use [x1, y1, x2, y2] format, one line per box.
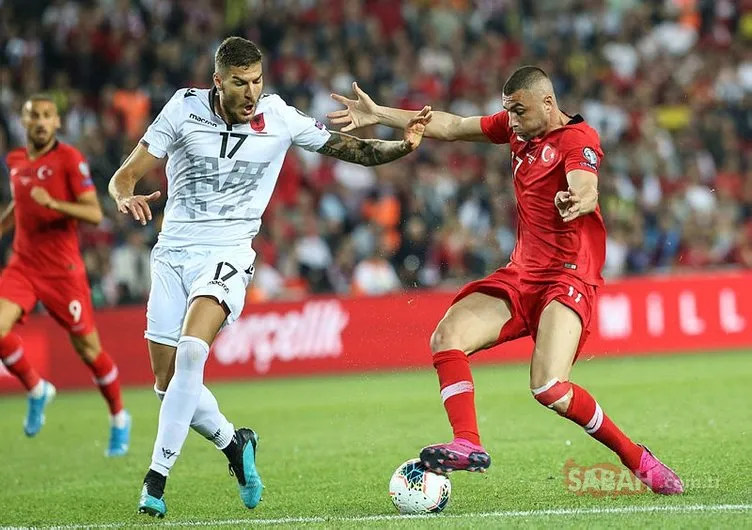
[329, 116, 353, 125]
[135, 206, 149, 225]
[353, 82, 369, 99]
[145, 191, 162, 202]
[330, 93, 353, 106]
[128, 203, 142, 223]
[135, 198, 154, 221]
[341, 123, 357, 132]
[327, 109, 350, 119]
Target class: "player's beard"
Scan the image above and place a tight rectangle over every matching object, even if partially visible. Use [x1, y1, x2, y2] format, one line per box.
[221, 99, 255, 124]
[28, 130, 54, 151]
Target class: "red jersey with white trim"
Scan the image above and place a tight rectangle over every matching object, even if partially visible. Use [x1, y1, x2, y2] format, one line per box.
[480, 111, 606, 286]
[5, 142, 95, 276]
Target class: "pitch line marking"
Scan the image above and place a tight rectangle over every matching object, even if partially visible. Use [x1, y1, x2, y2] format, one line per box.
[10, 503, 752, 529]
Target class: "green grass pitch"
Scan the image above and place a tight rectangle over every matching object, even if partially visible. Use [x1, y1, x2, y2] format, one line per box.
[1, 350, 751, 529]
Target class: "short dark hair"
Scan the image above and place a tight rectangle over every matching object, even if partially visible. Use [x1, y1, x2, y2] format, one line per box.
[26, 93, 56, 105]
[22, 93, 58, 113]
[502, 66, 550, 95]
[215, 37, 263, 73]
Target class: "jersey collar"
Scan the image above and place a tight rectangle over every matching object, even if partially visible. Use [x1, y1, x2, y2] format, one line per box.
[26, 139, 59, 161]
[208, 87, 218, 117]
[208, 86, 243, 130]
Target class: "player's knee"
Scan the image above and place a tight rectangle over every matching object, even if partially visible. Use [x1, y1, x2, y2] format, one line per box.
[174, 336, 210, 375]
[429, 323, 471, 355]
[0, 313, 17, 338]
[531, 378, 572, 415]
[72, 340, 99, 362]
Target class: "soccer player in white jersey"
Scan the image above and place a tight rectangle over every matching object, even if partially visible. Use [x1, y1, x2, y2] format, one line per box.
[108, 37, 431, 518]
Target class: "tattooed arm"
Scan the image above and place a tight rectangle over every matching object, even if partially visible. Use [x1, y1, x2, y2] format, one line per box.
[316, 131, 411, 166]
[317, 106, 432, 166]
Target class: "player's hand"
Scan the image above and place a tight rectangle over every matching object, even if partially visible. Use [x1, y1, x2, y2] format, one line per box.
[328, 82, 380, 132]
[116, 191, 162, 225]
[555, 188, 581, 222]
[30, 187, 56, 209]
[403, 106, 433, 151]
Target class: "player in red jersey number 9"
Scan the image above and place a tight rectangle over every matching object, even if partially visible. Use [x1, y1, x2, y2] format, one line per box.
[0, 96, 131, 456]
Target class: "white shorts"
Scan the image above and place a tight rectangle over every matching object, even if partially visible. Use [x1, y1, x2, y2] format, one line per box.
[144, 243, 256, 347]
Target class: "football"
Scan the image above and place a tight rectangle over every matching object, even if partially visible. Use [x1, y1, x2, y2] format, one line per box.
[389, 458, 451, 514]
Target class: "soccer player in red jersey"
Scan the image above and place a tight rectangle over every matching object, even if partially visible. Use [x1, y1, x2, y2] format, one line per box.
[330, 67, 683, 494]
[0, 95, 131, 456]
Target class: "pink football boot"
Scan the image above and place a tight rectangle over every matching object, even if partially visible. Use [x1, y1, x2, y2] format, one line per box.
[632, 445, 684, 495]
[419, 438, 491, 474]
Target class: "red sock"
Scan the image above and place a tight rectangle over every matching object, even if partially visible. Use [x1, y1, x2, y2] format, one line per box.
[0, 332, 41, 391]
[86, 351, 123, 415]
[566, 383, 643, 470]
[433, 349, 481, 446]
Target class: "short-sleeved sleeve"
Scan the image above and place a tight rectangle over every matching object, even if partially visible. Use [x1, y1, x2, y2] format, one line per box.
[480, 111, 512, 144]
[281, 104, 332, 152]
[65, 148, 96, 197]
[562, 129, 603, 175]
[140, 90, 183, 158]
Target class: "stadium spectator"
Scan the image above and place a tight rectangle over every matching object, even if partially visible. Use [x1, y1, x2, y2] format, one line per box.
[1, 0, 750, 306]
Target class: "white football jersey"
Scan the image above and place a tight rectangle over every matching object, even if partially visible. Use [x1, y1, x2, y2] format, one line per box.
[141, 88, 331, 247]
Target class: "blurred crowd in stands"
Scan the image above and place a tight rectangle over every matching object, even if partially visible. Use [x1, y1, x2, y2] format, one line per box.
[1, 0, 751, 306]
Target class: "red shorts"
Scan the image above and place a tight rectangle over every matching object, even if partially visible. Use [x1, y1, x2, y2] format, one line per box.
[0, 263, 96, 335]
[452, 266, 597, 356]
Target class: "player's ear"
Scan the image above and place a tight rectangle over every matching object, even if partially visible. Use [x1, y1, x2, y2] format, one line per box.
[543, 94, 554, 112]
[213, 72, 223, 91]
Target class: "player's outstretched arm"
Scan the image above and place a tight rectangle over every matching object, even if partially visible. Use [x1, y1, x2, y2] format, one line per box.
[108, 143, 162, 226]
[555, 170, 599, 222]
[0, 201, 15, 237]
[328, 82, 489, 142]
[317, 106, 432, 166]
[30, 188, 103, 225]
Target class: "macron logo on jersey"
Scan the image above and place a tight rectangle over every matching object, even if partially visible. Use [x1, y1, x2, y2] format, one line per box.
[189, 113, 217, 127]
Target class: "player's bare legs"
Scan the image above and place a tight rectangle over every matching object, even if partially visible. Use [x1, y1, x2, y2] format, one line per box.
[420, 293, 512, 474]
[0, 297, 56, 437]
[148, 340, 176, 392]
[530, 301, 683, 495]
[69, 330, 130, 456]
[140, 296, 263, 517]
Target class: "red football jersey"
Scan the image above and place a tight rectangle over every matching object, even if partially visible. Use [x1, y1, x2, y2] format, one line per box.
[5, 142, 95, 276]
[480, 111, 606, 286]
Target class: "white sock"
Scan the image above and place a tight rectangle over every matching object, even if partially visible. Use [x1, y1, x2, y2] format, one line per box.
[110, 409, 129, 428]
[192, 386, 235, 450]
[150, 337, 209, 476]
[154, 384, 234, 450]
[29, 380, 45, 399]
